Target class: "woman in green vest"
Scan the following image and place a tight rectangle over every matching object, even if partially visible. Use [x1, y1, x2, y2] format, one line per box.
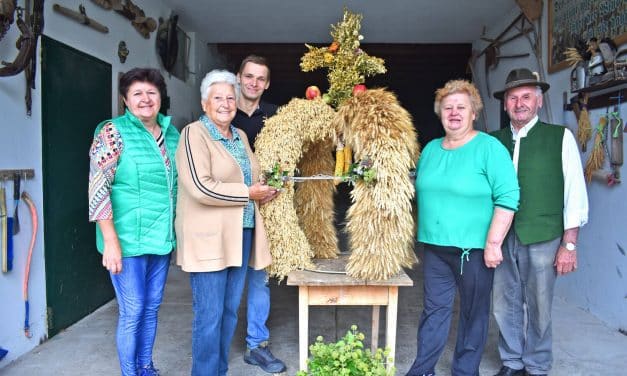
[88, 68, 179, 376]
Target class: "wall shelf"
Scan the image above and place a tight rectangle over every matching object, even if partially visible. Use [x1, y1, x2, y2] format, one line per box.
[564, 79, 626, 111]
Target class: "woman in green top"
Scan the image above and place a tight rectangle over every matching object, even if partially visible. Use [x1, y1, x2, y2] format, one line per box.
[406, 80, 519, 376]
[89, 68, 179, 376]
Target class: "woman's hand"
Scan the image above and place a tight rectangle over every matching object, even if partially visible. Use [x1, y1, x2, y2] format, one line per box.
[260, 188, 281, 205]
[249, 182, 279, 203]
[484, 243, 503, 268]
[97, 219, 123, 274]
[102, 237, 123, 274]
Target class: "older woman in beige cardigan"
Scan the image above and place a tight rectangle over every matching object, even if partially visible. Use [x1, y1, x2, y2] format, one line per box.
[175, 69, 278, 376]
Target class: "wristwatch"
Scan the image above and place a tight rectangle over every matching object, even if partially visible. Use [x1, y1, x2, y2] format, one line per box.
[561, 242, 576, 251]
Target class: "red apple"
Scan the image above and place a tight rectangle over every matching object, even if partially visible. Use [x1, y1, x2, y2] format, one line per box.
[352, 84, 367, 95]
[305, 85, 321, 99]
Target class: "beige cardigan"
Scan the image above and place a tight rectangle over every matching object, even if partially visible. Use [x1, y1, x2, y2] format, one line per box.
[175, 120, 272, 272]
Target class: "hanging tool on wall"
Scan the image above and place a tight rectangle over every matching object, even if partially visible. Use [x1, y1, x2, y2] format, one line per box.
[0, 0, 16, 42]
[476, 13, 533, 95]
[609, 93, 624, 181]
[12, 172, 20, 234]
[21, 191, 37, 338]
[0, 183, 13, 272]
[516, 0, 554, 124]
[0, 184, 7, 272]
[91, 0, 156, 38]
[0, 169, 34, 272]
[0, 8, 35, 77]
[156, 14, 178, 73]
[24, 0, 44, 116]
[52, 4, 109, 33]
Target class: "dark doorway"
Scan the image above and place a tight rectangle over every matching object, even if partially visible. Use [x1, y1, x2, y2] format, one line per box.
[41, 36, 114, 336]
[216, 43, 471, 146]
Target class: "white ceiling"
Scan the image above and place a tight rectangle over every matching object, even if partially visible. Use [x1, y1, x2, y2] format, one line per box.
[161, 0, 517, 43]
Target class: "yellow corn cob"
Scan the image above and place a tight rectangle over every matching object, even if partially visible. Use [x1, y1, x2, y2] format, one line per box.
[343, 146, 352, 174]
[334, 142, 345, 177]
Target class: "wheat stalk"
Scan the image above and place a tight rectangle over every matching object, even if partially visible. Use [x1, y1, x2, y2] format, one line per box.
[584, 116, 607, 183]
[577, 94, 592, 152]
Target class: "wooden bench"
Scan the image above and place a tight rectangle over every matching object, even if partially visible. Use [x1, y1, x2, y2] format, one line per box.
[286, 255, 414, 372]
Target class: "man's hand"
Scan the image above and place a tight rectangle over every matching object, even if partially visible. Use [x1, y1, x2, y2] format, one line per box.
[554, 245, 577, 275]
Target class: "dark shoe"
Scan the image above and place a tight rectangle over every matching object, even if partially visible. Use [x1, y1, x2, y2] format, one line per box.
[525, 372, 547, 376]
[138, 362, 160, 376]
[244, 342, 286, 373]
[494, 366, 525, 376]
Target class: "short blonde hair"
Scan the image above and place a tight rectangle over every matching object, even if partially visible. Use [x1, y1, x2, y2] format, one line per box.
[433, 79, 483, 118]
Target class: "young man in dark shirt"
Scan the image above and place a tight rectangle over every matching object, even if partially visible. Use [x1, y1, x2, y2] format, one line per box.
[232, 55, 284, 374]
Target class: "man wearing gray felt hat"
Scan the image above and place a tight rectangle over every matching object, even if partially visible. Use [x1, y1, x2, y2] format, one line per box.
[492, 68, 550, 100]
[490, 68, 588, 376]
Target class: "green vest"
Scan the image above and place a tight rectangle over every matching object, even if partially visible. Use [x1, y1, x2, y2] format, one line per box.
[491, 121, 564, 244]
[95, 110, 179, 256]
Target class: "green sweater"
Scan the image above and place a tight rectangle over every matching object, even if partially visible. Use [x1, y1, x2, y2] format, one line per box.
[95, 110, 180, 257]
[416, 132, 519, 249]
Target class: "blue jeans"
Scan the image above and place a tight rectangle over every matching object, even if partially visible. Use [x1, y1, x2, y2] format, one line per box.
[493, 231, 560, 374]
[407, 244, 494, 376]
[109, 253, 171, 376]
[190, 229, 252, 376]
[245, 267, 270, 349]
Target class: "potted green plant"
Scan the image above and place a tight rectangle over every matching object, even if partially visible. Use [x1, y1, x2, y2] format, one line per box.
[296, 325, 395, 376]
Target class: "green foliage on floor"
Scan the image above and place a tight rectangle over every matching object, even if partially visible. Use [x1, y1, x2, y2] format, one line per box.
[296, 325, 395, 376]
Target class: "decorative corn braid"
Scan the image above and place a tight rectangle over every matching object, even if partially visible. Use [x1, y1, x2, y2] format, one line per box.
[584, 116, 607, 183]
[576, 94, 592, 152]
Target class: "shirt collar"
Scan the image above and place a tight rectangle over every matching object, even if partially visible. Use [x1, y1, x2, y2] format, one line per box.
[200, 115, 240, 141]
[124, 109, 171, 130]
[510, 115, 539, 139]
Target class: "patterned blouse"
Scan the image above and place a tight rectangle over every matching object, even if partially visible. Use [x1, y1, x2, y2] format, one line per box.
[88, 122, 171, 221]
[200, 115, 255, 228]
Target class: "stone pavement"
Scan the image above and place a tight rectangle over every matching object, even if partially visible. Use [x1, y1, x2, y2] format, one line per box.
[2, 255, 627, 375]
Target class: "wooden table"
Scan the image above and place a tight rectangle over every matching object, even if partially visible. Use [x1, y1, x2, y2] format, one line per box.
[286, 256, 414, 372]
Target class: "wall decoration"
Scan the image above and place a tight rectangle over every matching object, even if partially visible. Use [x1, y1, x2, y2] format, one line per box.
[91, 0, 156, 38]
[549, 0, 627, 72]
[52, 4, 108, 33]
[255, 9, 420, 280]
[117, 40, 128, 63]
[1, 0, 43, 116]
[0, 10, 34, 77]
[156, 14, 177, 72]
[0, 0, 16, 41]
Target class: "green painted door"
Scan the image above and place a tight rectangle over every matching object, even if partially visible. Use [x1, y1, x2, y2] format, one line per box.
[41, 36, 114, 337]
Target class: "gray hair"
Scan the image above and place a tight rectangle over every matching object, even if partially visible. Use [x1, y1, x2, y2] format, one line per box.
[535, 86, 543, 97]
[199, 69, 239, 102]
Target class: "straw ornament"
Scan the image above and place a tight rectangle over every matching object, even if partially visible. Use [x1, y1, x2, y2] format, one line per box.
[576, 94, 592, 152]
[584, 116, 607, 183]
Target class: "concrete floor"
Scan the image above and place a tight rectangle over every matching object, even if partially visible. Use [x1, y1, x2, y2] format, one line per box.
[2, 257, 627, 376]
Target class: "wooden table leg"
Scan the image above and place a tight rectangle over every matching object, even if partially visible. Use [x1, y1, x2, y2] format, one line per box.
[371, 305, 380, 353]
[299, 286, 309, 371]
[385, 287, 399, 371]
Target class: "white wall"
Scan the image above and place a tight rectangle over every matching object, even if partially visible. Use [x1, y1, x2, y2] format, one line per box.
[0, 0, 216, 366]
[472, 5, 627, 330]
